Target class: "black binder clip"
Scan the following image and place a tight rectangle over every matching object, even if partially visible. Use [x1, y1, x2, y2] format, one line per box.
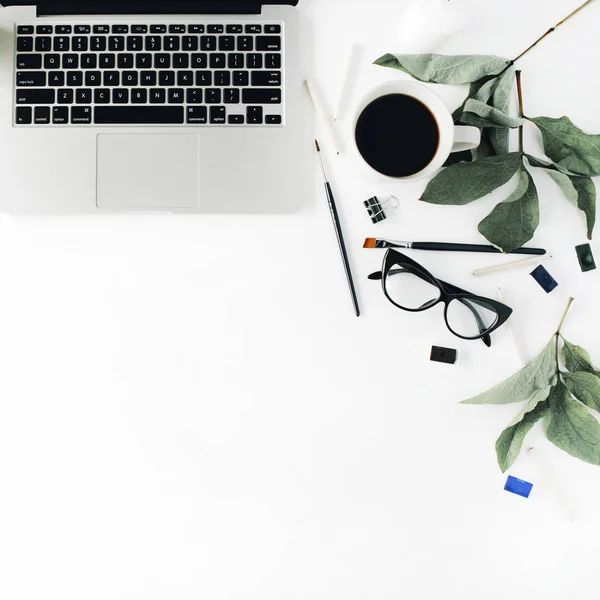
[364, 195, 398, 224]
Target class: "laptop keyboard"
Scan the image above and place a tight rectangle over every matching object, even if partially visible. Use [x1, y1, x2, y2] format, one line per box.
[14, 22, 284, 126]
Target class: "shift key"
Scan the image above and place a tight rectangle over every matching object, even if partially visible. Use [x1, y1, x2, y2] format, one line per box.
[16, 89, 55, 104]
[242, 88, 281, 104]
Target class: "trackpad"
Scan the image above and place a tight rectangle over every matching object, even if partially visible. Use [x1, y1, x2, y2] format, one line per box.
[96, 134, 199, 209]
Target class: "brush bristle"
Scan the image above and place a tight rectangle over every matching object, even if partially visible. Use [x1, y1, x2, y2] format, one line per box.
[363, 238, 377, 249]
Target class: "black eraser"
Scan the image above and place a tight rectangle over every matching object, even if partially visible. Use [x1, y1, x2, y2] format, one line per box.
[530, 265, 558, 293]
[430, 345, 457, 365]
[576, 243, 596, 272]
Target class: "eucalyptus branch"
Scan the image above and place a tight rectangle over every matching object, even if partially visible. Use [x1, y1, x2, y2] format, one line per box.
[516, 70, 524, 153]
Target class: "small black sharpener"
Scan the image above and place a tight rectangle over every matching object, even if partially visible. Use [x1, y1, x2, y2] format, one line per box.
[576, 243, 596, 272]
[430, 346, 457, 365]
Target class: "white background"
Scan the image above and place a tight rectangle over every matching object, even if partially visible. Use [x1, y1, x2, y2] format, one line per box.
[2, 0, 600, 598]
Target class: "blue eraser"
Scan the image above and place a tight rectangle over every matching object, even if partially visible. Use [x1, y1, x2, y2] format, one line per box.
[504, 475, 533, 498]
[530, 265, 558, 293]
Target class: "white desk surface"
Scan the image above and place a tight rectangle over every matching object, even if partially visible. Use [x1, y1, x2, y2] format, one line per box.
[2, 1, 600, 598]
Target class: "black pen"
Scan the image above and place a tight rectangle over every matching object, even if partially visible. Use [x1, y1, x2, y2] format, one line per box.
[315, 140, 360, 317]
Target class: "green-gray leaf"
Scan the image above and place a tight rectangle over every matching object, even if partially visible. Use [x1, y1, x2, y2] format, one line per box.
[489, 68, 515, 154]
[461, 99, 522, 129]
[421, 152, 522, 206]
[373, 53, 510, 85]
[462, 338, 556, 405]
[496, 400, 550, 472]
[563, 372, 600, 412]
[562, 338, 596, 373]
[546, 381, 600, 465]
[512, 383, 555, 423]
[477, 169, 539, 252]
[529, 116, 600, 177]
[471, 129, 496, 161]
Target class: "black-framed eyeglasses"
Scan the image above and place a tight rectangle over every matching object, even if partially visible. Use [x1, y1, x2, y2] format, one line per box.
[368, 249, 513, 346]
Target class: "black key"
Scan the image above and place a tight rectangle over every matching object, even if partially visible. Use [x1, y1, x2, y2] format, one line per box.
[188, 25, 205, 33]
[168, 88, 184, 104]
[242, 88, 281, 104]
[99, 54, 116, 69]
[34, 36, 52, 52]
[126, 36, 143, 51]
[94, 89, 110, 104]
[109, 36, 125, 51]
[159, 71, 175, 86]
[173, 53, 189, 68]
[75, 25, 91, 34]
[135, 53, 152, 68]
[245, 24, 262, 33]
[227, 24, 243, 33]
[265, 25, 281, 34]
[36, 25, 53, 34]
[56, 25, 72, 34]
[95, 106, 184, 124]
[112, 25, 129, 33]
[81, 54, 97, 69]
[17, 54, 42, 69]
[247, 54, 263, 69]
[75, 88, 92, 104]
[246, 105, 263, 124]
[214, 71, 230, 86]
[218, 36, 235, 51]
[122, 71, 138, 86]
[228, 53, 244, 69]
[169, 25, 186, 33]
[34, 106, 50, 124]
[182, 36, 198, 51]
[237, 36, 253, 51]
[150, 88, 166, 103]
[67, 71, 83, 86]
[177, 71, 193, 86]
[44, 54, 60, 69]
[266, 53, 281, 68]
[186, 88, 203, 104]
[210, 53, 226, 68]
[93, 25, 110, 34]
[150, 25, 167, 34]
[191, 54, 207, 69]
[200, 36, 217, 51]
[257, 36, 281, 51]
[131, 89, 148, 104]
[164, 36, 180, 51]
[233, 71, 249, 86]
[145, 35, 161, 50]
[104, 71, 120, 86]
[118, 54, 134, 68]
[53, 36, 70, 51]
[71, 106, 92, 124]
[205, 88, 221, 104]
[210, 106, 226, 123]
[90, 36, 107, 51]
[48, 71, 65, 86]
[196, 71, 212, 86]
[140, 71, 156, 86]
[16, 71, 46, 86]
[132, 25, 148, 34]
[208, 24, 224, 34]
[154, 53, 170, 68]
[251, 71, 281, 86]
[113, 89, 129, 104]
[62, 54, 79, 69]
[224, 88, 240, 104]
[85, 71, 101, 86]
[53, 106, 69, 124]
[17, 37, 34, 52]
[228, 114, 244, 124]
[72, 36, 88, 51]
[57, 88, 74, 104]
[17, 25, 34, 34]
[187, 106, 207, 124]
[16, 106, 32, 124]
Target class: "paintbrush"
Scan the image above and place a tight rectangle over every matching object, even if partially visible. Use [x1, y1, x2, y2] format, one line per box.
[363, 238, 546, 256]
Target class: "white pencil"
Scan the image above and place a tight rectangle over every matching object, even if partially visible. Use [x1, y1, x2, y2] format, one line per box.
[473, 254, 550, 277]
[304, 79, 342, 155]
[334, 43, 363, 122]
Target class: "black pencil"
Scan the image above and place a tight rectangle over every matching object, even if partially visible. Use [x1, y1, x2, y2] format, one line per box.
[315, 140, 360, 317]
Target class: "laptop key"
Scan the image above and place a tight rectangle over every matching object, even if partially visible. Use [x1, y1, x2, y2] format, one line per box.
[168, 89, 184, 104]
[72, 36, 88, 51]
[62, 54, 79, 69]
[191, 54, 207, 69]
[58, 89, 74, 104]
[34, 106, 50, 124]
[209, 53, 226, 68]
[205, 89, 221, 104]
[17, 25, 34, 34]
[246, 54, 263, 69]
[196, 71, 212, 86]
[85, 71, 101, 86]
[224, 88, 240, 104]
[93, 25, 110, 34]
[177, 71, 193, 86]
[164, 36, 180, 51]
[118, 54, 134, 68]
[94, 89, 110, 104]
[246, 106, 263, 124]
[16, 106, 32, 124]
[122, 71, 138, 86]
[173, 53, 189, 68]
[257, 36, 281, 51]
[200, 36, 217, 51]
[53, 36, 69, 51]
[112, 25, 129, 33]
[186, 88, 203, 104]
[36, 25, 53, 34]
[182, 36, 198, 51]
[265, 25, 281, 34]
[75, 25, 91, 34]
[154, 53, 170, 68]
[76, 89, 92, 104]
[237, 36, 253, 51]
[228, 53, 244, 69]
[187, 106, 207, 124]
[48, 71, 65, 86]
[132, 25, 148, 34]
[71, 106, 92, 124]
[94, 106, 184, 124]
[104, 71, 120, 86]
[53, 106, 69, 124]
[228, 114, 244, 124]
[141, 71, 157, 86]
[208, 25, 224, 34]
[266, 53, 281, 69]
[99, 54, 116, 69]
[226, 25, 243, 34]
[214, 71, 230, 86]
[67, 71, 83, 86]
[246, 25, 262, 33]
[56, 25, 72, 34]
[17, 54, 42, 69]
[145, 36, 161, 51]
[91, 36, 107, 51]
[34, 36, 52, 52]
[243, 89, 281, 104]
[188, 25, 205, 33]
[113, 89, 129, 104]
[150, 88, 166, 103]
[210, 106, 226, 123]
[131, 89, 148, 104]
[17, 37, 33, 52]
[127, 36, 143, 51]
[169, 25, 186, 33]
[159, 71, 175, 86]
[218, 36, 235, 51]
[109, 36, 125, 51]
[233, 71, 249, 86]
[16, 71, 46, 86]
[44, 54, 60, 69]
[150, 25, 167, 34]
[251, 71, 281, 86]
[136, 53, 152, 68]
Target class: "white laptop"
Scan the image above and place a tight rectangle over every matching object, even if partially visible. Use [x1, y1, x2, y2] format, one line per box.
[0, 0, 307, 214]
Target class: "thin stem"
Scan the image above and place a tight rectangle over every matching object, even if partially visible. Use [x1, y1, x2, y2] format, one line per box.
[516, 70, 524, 153]
[512, 0, 596, 64]
[556, 297, 575, 335]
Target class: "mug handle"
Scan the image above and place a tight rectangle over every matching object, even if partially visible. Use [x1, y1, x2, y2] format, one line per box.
[452, 125, 481, 153]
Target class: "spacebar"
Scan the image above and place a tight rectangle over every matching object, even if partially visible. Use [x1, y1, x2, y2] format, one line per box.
[94, 106, 184, 124]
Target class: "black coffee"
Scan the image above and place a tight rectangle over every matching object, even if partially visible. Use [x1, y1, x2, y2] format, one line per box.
[355, 94, 440, 177]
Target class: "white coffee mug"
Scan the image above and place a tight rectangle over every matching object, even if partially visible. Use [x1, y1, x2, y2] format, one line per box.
[352, 80, 480, 181]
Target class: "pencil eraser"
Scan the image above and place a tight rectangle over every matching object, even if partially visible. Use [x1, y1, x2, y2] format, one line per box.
[504, 475, 533, 498]
[430, 345, 457, 364]
[576, 243, 596, 272]
[530, 265, 558, 293]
